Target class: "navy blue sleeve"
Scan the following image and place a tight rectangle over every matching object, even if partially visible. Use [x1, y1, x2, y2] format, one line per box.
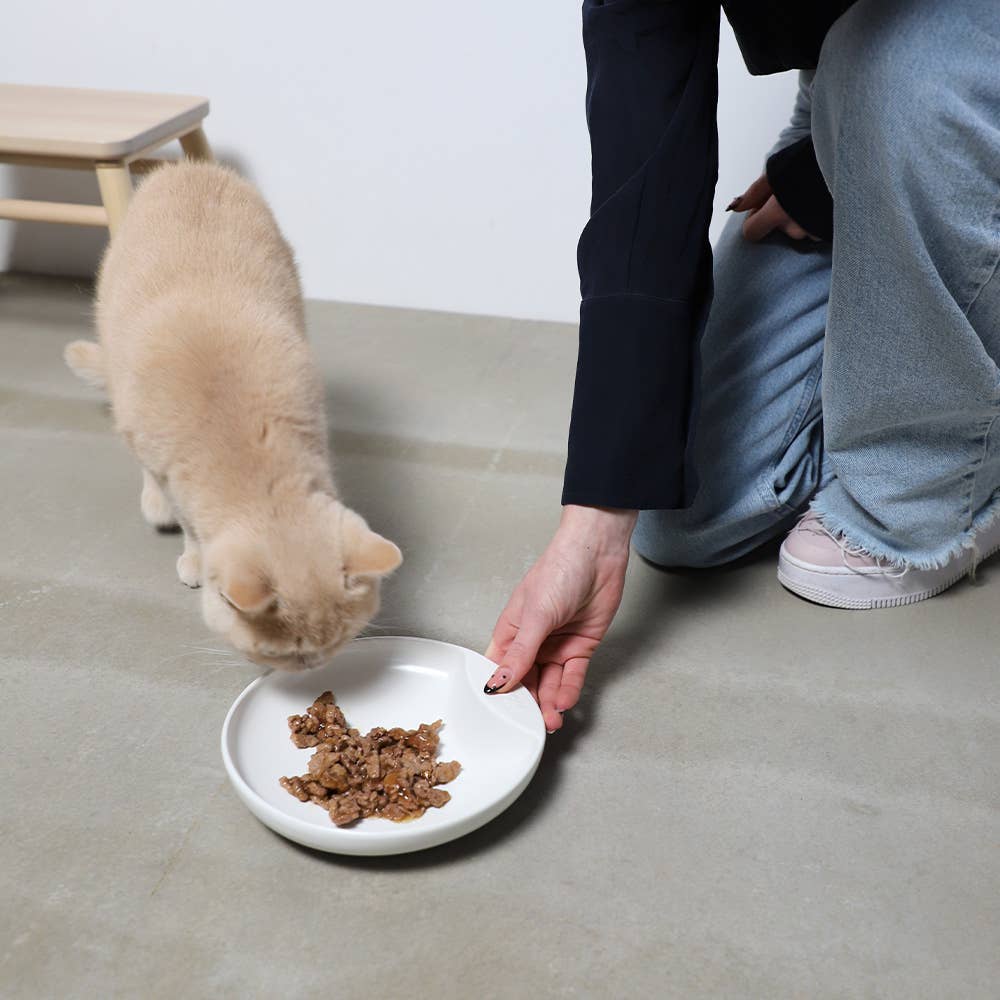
[562, 0, 720, 510]
[766, 136, 833, 241]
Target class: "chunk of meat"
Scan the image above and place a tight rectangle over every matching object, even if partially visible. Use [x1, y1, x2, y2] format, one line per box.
[279, 692, 462, 826]
[433, 760, 461, 784]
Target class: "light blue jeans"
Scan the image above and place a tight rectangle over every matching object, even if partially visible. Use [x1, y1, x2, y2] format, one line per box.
[634, 0, 1000, 570]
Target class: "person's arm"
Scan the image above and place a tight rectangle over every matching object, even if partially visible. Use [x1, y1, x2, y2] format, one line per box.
[564, 0, 721, 511]
[728, 71, 831, 244]
[486, 1, 721, 731]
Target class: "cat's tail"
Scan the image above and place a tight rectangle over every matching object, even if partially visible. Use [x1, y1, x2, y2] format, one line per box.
[63, 340, 107, 391]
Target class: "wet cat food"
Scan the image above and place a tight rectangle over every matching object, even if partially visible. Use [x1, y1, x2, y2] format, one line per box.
[279, 691, 462, 826]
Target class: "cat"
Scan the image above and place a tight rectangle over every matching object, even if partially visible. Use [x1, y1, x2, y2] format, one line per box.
[64, 161, 401, 671]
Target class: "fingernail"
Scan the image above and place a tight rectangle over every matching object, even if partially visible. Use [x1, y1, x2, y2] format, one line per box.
[726, 196, 741, 211]
[546, 729, 556, 735]
[483, 669, 509, 695]
[557, 709, 566, 715]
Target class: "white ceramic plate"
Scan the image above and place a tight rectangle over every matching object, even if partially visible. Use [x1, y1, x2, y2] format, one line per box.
[221, 636, 545, 856]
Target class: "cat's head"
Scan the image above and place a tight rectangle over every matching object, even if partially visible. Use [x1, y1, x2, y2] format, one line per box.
[200, 498, 402, 671]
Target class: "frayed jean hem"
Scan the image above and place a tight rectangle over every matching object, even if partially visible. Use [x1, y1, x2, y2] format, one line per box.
[810, 488, 1000, 573]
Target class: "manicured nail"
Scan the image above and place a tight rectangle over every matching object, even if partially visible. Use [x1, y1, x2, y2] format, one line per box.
[546, 729, 556, 735]
[484, 669, 509, 694]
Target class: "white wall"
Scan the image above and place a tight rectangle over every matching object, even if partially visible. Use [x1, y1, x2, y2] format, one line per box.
[0, 2, 798, 323]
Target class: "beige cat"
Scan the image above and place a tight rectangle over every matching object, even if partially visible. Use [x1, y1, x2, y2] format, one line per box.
[64, 161, 401, 671]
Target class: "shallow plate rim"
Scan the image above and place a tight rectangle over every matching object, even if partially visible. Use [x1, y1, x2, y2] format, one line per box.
[220, 635, 545, 855]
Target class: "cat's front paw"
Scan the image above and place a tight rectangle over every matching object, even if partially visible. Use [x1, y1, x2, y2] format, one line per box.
[176, 551, 202, 588]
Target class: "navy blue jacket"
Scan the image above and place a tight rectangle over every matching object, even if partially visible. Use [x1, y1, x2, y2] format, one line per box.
[562, 0, 853, 510]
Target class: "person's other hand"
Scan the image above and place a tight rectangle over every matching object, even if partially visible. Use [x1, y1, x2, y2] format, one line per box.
[484, 505, 637, 734]
[727, 174, 819, 242]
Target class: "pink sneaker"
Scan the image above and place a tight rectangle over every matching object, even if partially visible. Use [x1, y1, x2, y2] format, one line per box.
[777, 512, 1000, 609]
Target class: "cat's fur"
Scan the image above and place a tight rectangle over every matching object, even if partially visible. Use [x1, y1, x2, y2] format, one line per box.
[65, 161, 401, 671]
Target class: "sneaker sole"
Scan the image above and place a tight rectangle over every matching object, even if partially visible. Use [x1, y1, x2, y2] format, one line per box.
[777, 540, 1000, 610]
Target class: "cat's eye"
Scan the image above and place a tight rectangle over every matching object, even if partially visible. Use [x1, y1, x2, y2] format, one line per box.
[221, 590, 279, 616]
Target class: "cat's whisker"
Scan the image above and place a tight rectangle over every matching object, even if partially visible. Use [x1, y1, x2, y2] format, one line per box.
[361, 615, 402, 627]
[349, 618, 408, 629]
[157, 648, 214, 665]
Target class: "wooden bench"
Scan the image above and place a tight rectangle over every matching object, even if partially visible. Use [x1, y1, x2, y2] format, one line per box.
[0, 83, 212, 235]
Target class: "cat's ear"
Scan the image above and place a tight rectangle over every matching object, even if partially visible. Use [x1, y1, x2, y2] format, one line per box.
[221, 569, 274, 615]
[341, 508, 403, 577]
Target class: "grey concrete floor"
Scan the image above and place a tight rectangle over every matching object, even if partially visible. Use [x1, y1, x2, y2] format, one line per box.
[1, 272, 998, 999]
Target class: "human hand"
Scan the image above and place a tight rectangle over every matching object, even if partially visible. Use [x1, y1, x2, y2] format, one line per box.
[727, 174, 819, 242]
[484, 504, 637, 734]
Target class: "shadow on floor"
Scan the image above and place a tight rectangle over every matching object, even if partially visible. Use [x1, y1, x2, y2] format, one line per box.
[580, 539, 784, 732]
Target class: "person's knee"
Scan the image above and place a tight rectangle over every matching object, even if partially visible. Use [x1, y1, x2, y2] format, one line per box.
[631, 515, 729, 570]
[633, 429, 823, 570]
[632, 504, 780, 570]
[812, 0, 944, 182]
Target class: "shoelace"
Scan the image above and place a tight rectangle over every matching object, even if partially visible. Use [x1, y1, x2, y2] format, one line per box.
[797, 513, 910, 579]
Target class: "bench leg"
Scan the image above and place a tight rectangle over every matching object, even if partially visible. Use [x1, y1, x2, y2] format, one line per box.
[179, 126, 213, 162]
[95, 162, 132, 236]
